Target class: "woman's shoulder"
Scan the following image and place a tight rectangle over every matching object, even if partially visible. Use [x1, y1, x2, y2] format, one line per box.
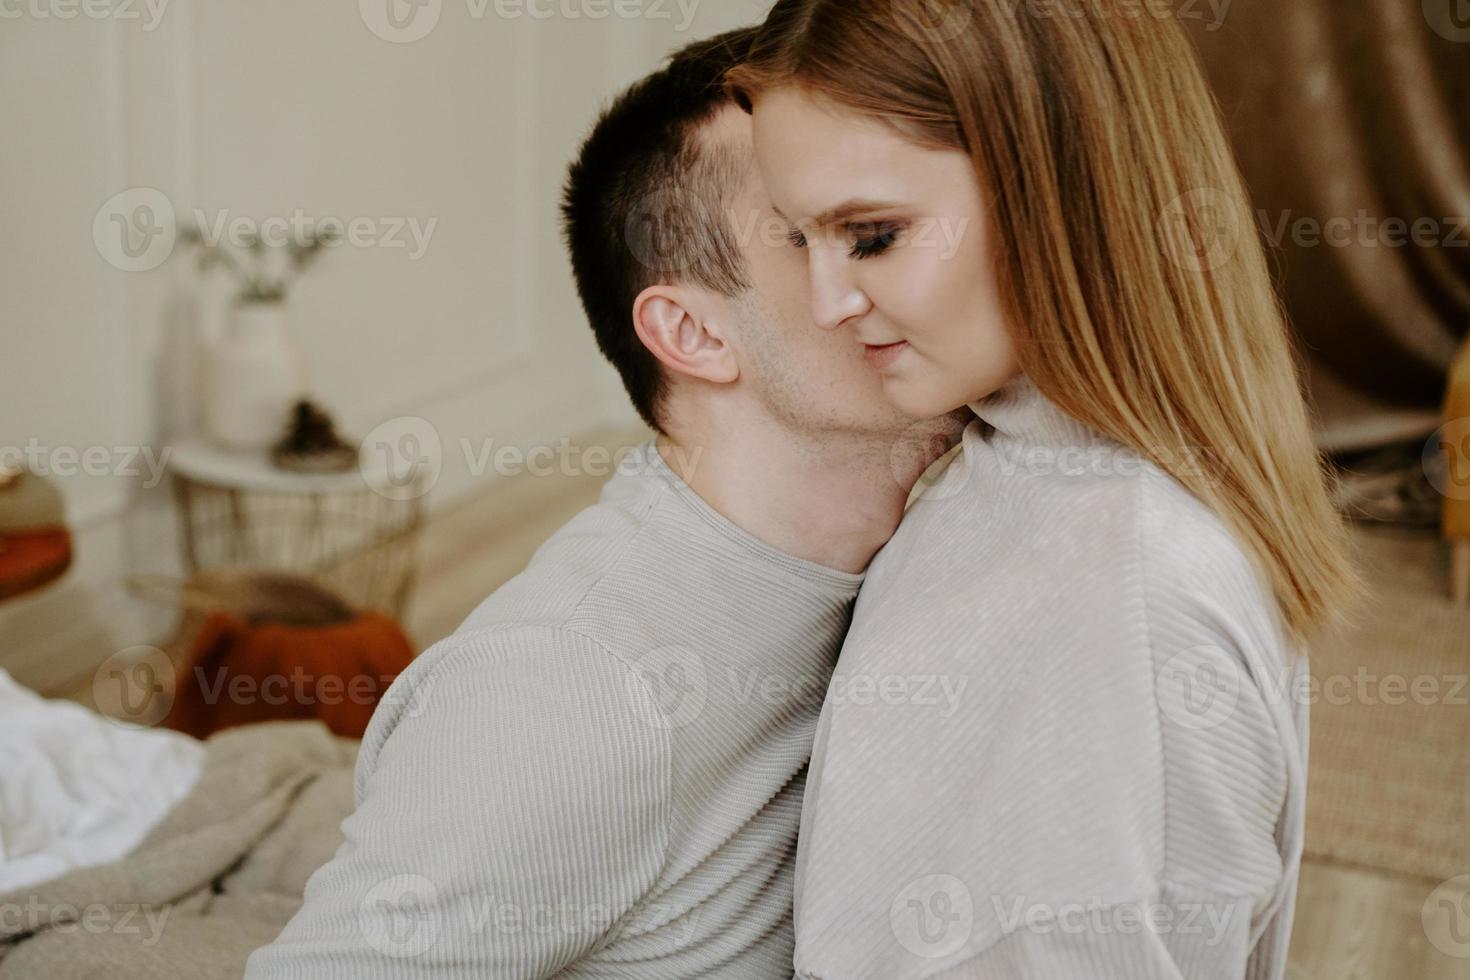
[1131, 465, 1282, 639]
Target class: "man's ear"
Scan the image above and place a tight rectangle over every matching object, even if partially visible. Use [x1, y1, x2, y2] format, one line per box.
[632, 285, 739, 385]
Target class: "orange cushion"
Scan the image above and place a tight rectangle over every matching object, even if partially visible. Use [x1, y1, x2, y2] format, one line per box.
[163, 609, 416, 739]
[0, 528, 72, 600]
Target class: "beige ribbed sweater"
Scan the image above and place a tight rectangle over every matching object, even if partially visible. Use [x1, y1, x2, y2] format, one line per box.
[245, 443, 863, 979]
[793, 375, 1310, 980]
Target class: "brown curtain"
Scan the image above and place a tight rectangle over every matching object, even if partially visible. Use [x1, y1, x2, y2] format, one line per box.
[1180, 0, 1470, 412]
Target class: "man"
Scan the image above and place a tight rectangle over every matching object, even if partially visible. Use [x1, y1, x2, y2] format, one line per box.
[245, 28, 964, 979]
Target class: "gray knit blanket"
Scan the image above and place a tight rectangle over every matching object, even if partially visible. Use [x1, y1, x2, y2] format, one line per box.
[0, 721, 357, 979]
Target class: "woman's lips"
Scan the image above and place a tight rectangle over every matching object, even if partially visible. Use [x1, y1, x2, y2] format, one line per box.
[862, 340, 910, 370]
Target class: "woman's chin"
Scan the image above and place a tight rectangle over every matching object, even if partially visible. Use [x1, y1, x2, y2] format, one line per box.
[880, 375, 958, 422]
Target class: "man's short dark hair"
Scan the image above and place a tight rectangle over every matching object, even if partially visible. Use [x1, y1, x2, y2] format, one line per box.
[561, 29, 757, 433]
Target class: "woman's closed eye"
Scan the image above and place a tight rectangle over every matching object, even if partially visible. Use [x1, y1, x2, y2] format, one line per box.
[847, 220, 904, 260]
[785, 220, 907, 259]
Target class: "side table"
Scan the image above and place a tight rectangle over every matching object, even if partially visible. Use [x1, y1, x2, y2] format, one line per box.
[168, 436, 429, 619]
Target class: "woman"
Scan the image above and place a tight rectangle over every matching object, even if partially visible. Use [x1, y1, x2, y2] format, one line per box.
[725, 2, 1360, 978]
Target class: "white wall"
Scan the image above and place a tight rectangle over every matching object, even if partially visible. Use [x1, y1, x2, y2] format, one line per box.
[0, 0, 771, 691]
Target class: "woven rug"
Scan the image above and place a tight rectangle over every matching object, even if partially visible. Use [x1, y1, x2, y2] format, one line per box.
[1304, 525, 1470, 882]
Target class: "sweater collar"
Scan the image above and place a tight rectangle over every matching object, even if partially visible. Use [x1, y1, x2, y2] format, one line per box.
[967, 373, 1112, 450]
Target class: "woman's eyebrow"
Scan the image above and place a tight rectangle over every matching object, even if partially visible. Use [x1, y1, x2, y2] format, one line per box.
[772, 199, 906, 228]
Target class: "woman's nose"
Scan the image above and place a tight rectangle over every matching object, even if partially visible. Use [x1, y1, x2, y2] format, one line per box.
[808, 251, 872, 331]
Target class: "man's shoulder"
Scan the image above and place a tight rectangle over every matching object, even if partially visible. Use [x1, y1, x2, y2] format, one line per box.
[455, 461, 676, 635]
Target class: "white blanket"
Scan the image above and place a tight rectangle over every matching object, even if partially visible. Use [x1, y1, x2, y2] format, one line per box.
[0, 668, 205, 892]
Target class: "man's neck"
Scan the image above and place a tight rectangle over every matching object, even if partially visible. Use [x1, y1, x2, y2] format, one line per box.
[655, 421, 957, 575]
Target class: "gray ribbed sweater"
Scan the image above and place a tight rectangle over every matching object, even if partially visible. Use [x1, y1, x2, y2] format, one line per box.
[245, 443, 863, 979]
[793, 375, 1310, 980]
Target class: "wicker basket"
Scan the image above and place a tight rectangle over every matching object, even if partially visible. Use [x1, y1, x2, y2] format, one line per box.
[172, 478, 423, 618]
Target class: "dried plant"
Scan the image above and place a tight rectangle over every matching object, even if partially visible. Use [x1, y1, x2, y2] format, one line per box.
[179, 221, 342, 304]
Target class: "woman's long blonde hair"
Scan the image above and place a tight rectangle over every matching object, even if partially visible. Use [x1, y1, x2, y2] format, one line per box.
[727, 0, 1360, 643]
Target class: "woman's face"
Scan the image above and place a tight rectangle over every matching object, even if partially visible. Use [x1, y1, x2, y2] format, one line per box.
[748, 86, 1020, 418]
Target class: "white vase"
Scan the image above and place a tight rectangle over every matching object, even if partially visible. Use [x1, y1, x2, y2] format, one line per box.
[200, 303, 308, 451]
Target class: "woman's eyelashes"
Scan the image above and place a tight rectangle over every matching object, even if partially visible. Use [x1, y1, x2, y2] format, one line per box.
[785, 221, 906, 259]
[848, 220, 904, 260]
